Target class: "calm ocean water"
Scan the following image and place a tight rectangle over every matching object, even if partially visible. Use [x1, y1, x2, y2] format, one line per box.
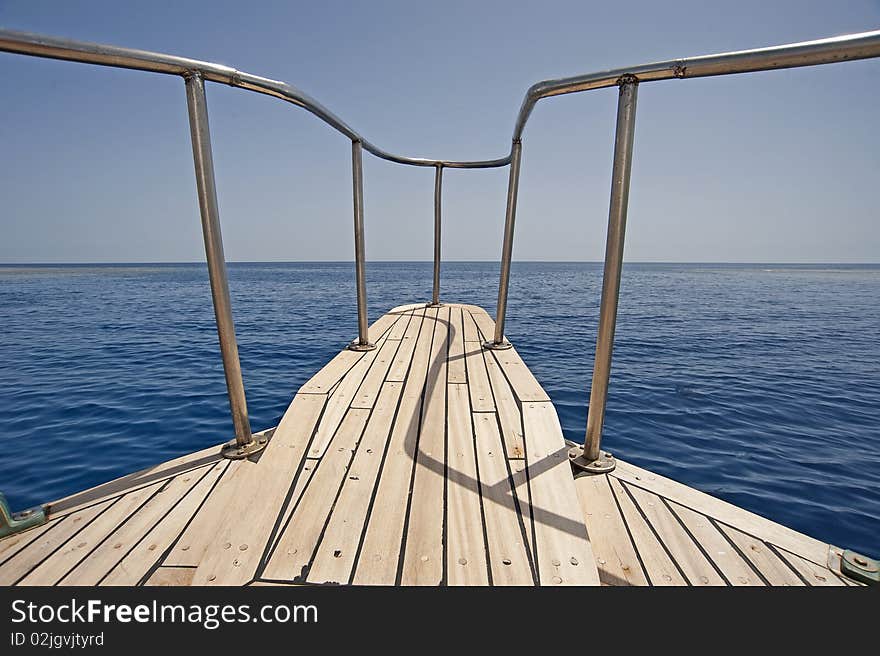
[0, 262, 877, 557]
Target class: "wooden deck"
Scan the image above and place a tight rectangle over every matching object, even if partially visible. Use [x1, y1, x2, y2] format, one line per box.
[576, 460, 863, 586]
[0, 303, 864, 586]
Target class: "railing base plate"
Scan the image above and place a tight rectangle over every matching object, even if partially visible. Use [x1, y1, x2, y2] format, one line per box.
[568, 447, 617, 475]
[483, 340, 512, 351]
[220, 432, 270, 460]
[348, 340, 377, 352]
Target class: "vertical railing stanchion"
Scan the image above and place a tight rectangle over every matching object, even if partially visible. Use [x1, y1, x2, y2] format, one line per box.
[349, 140, 376, 351]
[184, 72, 263, 459]
[571, 76, 639, 474]
[430, 164, 443, 307]
[486, 140, 522, 350]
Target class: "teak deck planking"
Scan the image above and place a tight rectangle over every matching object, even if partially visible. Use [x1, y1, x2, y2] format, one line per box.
[0, 304, 862, 587]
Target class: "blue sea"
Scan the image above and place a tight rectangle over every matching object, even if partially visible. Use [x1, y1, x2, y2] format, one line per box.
[0, 262, 877, 557]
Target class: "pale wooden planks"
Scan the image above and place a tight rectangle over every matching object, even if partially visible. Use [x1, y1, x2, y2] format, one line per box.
[310, 332, 391, 457]
[350, 336, 401, 409]
[263, 409, 371, 582]
[510, 460, 534, 560]
[485, 349, 550, 403]
[446, 384, 488, 585]
[607, 476, 686, 585]
[353, 309, 437, 585]
[387, 308, 425, 382]
[467, 306, 502, 344]
[368, 311, 403, 343]
[447, 307, 467, 384]
[465, 307, 550, 403]
[307, 382, 404, 584]
[484, 355, 524, 458]
[19, 481, 164, 585]
[145, 566, 195, 586]
[464, 342, 495, 413]
[386, 310, 412, 340]
[0, 520, 60, 565]
[611, 460, 831, 567]
[268, 461, 316, 554]
[60, 466, 212, 585]
[472, 413, 533, 585]
[717, 523, 804, 586]
[187, 394, 325, 585]
[0, 500, 115, 585]
[400, 306, 449, 585]
[522, 402, 600, 585]
[777, 549, 846, 586]
[624, 482, 725, 585]
[668, 501, 763, 586]
[462, 308, 481, 342]
[101, 461, 229, 586]
[575, 474, 648, 586]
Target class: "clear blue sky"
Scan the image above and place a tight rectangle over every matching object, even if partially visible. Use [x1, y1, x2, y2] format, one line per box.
[1, 1, 878, 263]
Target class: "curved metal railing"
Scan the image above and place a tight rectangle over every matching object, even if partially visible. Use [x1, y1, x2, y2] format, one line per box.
[2, 27, 878, 464]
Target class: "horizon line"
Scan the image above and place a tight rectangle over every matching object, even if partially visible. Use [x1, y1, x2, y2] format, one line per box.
[1, 260, 879, 266]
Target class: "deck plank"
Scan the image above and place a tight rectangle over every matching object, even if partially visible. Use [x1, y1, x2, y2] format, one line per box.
[472, 412, 533, 585]
[484, 355, 525, 458]
[386, 310, 412, 340]
[607, 476, 686, 585]
[668, 501, 764, 586]
[446, 384, 489, 585]
[624, 482, 726, 586]
[467, 306, 504, 345]
[612, 460, 831, 567]
[575, 474, 648, 586]
[101, 461, 229, 585]
[776, 549, 847, 586]
[263, 408, 371, 582]
[522, 401, 599, 585]
[0, 500, 115, 585]
[464, 343, 495, 413]
[0, 520, 60, 566]
[510, 460, 534, 560]
[387, 309, 425, 382]
[60, 466, 212, 585]
[268, 461, 316, 554]
[353, 309, 437, 585]
[18, 481, 164, 585]
[307, 382, 404, 584]
[400, 306, 449, 585]
[187, 394, 326, 585]
[466, 308, 549, 403]
[462, 308, 481, 343]
[145, 566, 195, 586]
[310, 333, 391, 457]
[447, 307, 467, 384]
[717, 523, 805, 586]
[351, 336, 402, 409]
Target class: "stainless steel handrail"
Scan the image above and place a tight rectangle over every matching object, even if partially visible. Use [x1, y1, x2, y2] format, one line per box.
[2, 26, 879, 468]
[490, 28, 880, 472]
[0, 29, 511, 169]
[511, 29, 880, 140]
